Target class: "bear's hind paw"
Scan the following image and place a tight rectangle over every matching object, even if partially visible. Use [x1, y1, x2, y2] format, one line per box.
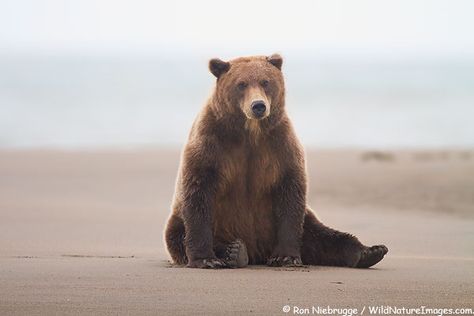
[356, 245, 388, 268]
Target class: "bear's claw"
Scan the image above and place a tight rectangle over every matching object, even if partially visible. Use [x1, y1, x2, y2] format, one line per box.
[267, 255, 303, 267]
[222, 239, 249, 268]
[356, 244, 388, 268]
[187, 258, 226, 269]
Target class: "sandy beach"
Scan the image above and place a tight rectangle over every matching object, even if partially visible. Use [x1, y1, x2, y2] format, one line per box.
[0, 148, 473, 315]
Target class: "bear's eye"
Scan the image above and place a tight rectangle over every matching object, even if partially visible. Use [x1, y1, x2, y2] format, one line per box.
[260, 80, 269, 88]
[237, 81, 248, 91]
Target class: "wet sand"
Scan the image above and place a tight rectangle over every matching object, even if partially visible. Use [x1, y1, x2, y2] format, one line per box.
[0, 149, 473, 315]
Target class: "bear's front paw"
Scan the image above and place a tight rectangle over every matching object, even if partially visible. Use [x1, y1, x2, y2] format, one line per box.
[187, 258, 226, 269]
[267, 255, 303, 267]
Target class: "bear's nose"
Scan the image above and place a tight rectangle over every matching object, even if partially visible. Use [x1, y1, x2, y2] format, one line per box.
[251, 101, 266, 118]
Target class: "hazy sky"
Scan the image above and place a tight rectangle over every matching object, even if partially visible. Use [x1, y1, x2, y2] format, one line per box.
[1, 0, 474, 58]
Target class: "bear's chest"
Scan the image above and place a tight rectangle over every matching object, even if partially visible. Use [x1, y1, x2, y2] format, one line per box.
[218, 142, 281, 194]
[213, 142, 280, 262]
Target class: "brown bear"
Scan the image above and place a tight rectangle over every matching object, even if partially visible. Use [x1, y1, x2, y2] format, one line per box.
[165, 54, 388, 269]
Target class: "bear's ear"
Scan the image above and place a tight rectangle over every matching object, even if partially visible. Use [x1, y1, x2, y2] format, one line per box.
[267, 54, 283, 70]
[209, 58, 230, 78]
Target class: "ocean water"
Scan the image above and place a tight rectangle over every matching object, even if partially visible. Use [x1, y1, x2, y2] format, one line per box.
[1, 55, 473, 149]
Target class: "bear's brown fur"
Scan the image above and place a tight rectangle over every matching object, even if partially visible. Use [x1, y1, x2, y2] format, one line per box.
[165, 54, 388, 268]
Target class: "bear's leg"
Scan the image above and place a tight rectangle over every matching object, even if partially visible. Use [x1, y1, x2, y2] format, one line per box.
[301, 210, 388, 268]
[214, 239, 249, 268]
[164, 214, 187, 265]
[165, 215, 248, 268]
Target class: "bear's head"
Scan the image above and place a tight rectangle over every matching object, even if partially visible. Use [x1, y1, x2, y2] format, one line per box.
[209, 54, 285, 121]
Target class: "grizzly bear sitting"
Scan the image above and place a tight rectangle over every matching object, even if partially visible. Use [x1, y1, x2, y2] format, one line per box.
[165, 54, 388, 268]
